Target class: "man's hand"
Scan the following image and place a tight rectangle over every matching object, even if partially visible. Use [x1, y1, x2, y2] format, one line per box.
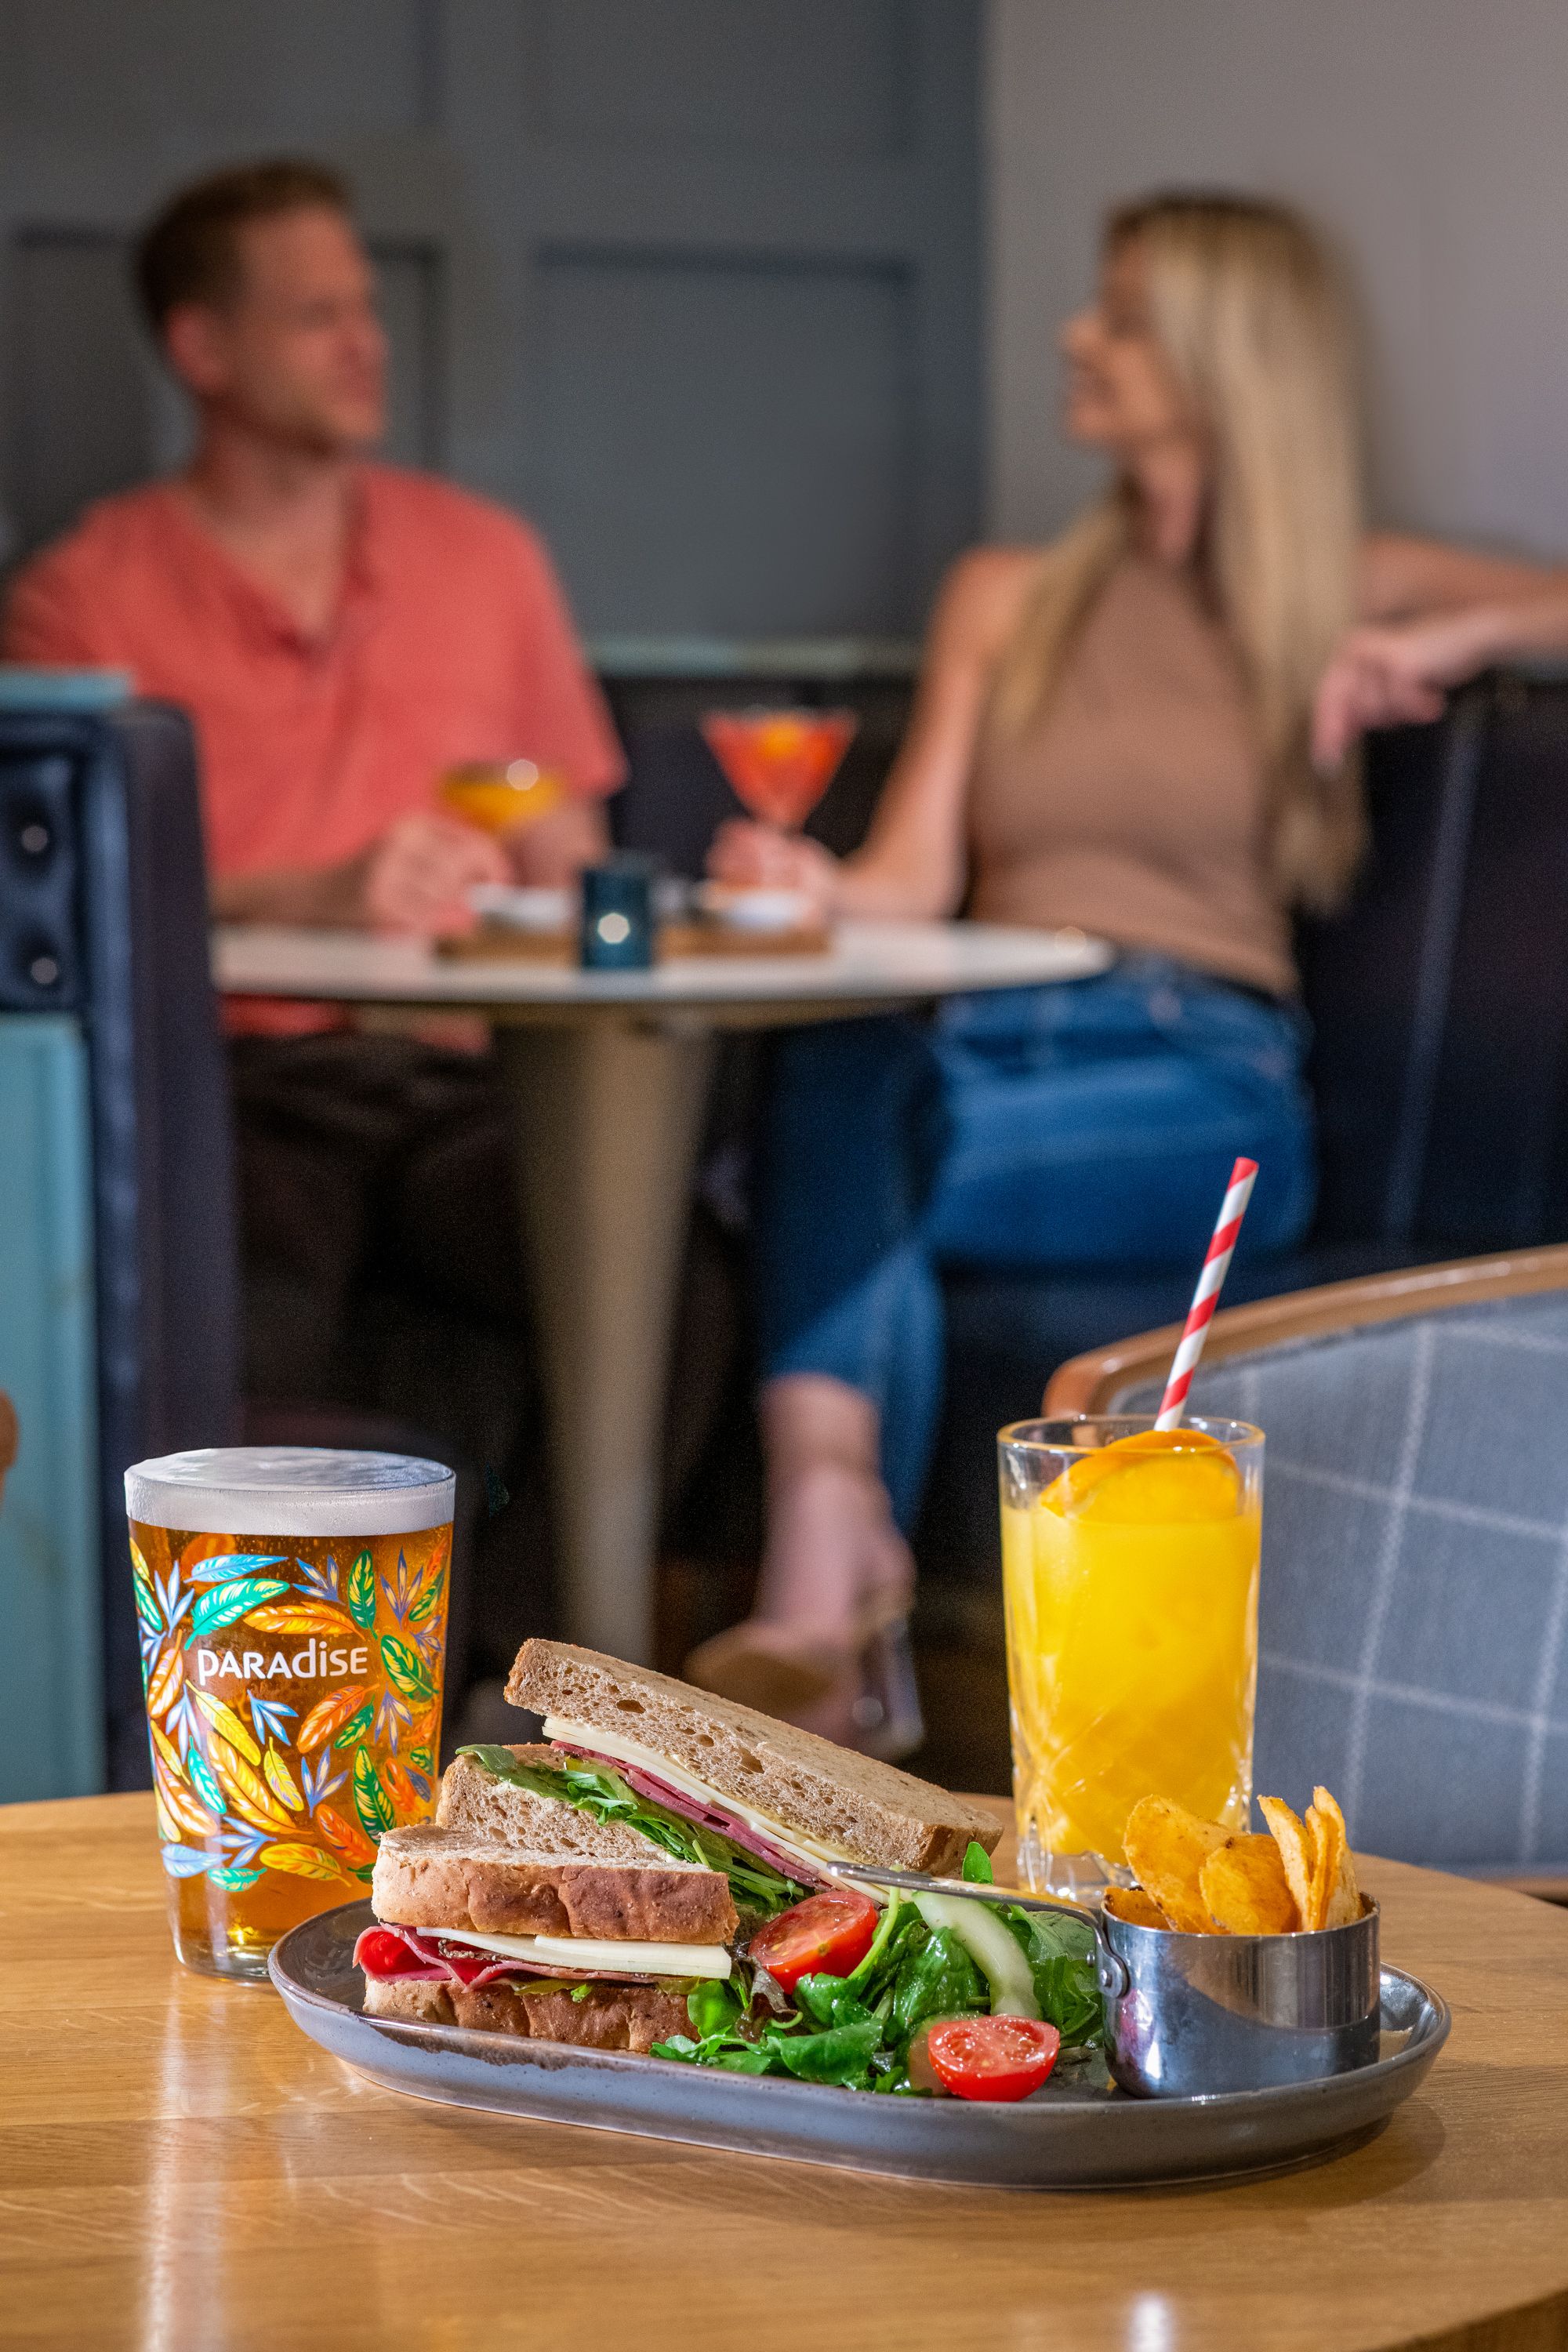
[212, 811, 510, 932]
[355, 811, 510, 935]
[706, 819, 840, 913]
[1312, 609, 1503, 771]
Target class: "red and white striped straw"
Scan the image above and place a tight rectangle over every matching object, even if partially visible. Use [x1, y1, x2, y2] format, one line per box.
[1156, 1157, 1258, 1430]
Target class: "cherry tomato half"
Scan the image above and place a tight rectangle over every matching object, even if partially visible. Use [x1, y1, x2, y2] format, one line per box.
[748, 1888, 880, 1993]
[924, 2014, 1062, 2102]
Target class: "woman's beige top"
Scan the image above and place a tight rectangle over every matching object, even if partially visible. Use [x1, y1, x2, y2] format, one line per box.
[967, 552, 1295, 996]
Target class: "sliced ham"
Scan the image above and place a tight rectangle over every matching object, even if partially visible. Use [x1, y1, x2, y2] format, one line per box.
[354, 1923, 660, 1988]
[550, 1742, 826, 1890]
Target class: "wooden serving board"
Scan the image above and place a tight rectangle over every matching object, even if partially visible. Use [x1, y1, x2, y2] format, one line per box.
[438, 920, 833, 964]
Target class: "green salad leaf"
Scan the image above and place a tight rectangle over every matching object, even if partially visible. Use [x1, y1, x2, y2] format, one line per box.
[961, 1840, 995, 1883]
[652, 1891, 1105, 2096]
[889, 1925, 985, 2042]
[1001, 1905, 1105, 2049]
[459, 1744, 807, 1918]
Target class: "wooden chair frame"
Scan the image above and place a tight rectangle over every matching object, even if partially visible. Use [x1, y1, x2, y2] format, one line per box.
[1042, 1244, 1568, 1904]
[1044, 1243, 1568, 1417]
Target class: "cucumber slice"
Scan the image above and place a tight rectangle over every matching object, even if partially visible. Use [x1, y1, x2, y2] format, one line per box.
[913, 1894, 1040, 2019]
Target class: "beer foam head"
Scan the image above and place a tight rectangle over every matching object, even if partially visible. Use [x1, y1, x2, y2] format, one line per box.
[124, 1447, 455, 1537]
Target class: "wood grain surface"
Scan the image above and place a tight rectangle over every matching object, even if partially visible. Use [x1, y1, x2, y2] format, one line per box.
[2, 1794, 1567, 2352]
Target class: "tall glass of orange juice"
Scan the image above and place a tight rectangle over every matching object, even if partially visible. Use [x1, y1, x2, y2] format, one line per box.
[124, 1447, 454, 1982]
[998, 1416, 1263, 1897]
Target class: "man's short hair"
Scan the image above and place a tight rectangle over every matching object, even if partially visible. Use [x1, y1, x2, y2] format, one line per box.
[134, 158, 353, 336]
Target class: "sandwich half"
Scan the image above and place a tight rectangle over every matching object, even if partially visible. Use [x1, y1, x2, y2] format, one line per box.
[356, 1823, 738, 2053]
[503, 1638, 1003, 1886]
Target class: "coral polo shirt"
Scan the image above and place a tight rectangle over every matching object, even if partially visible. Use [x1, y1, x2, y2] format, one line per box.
[4, 464, 623, 872]
[2, 466, 624, 1032]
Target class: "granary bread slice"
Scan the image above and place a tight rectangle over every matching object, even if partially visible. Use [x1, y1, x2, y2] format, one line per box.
[437, 1744, 679, 1864]
[365, 1973, 690, 2053]
[506, 1639, 1002, 1878]
[372, 1823, 738, 1945]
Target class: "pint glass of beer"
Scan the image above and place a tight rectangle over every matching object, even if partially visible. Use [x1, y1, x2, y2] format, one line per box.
[124, 1447, 455, 1981]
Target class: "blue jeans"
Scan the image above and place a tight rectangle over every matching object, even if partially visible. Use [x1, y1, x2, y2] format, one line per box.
[757, 956, 1315, 1526]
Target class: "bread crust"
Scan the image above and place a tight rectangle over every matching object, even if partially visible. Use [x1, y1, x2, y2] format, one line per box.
[437, 1746, 674, 1864]
[506, 1639, 1003, 1876]
[364, 1973, 689, 2053]
[371, 1824, 737, 1944]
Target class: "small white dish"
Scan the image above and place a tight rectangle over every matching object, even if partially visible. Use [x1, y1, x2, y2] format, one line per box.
[468, 884, 574, 931]
[697, 885, 815, 933]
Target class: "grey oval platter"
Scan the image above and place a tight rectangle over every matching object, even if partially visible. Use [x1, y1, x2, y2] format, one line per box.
[270, 1900, 1450, 2190]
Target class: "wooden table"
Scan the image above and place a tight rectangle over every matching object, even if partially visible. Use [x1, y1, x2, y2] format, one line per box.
[6, 1793, 1568, 2352]
[214, 919, 1109, 1664]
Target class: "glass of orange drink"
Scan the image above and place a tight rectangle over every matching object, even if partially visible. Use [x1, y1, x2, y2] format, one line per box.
[998, 1416, 1263, 1898]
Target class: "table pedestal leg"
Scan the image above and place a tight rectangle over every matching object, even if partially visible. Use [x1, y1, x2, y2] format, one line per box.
[495, 1021, 717, 1663]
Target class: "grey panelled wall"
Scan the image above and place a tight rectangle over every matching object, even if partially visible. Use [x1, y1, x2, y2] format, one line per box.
[0, 0, 982, 635]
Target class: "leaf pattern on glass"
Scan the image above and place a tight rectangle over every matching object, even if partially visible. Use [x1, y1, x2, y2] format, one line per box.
[262, 1747, 304, 1813]
[154, 1781, 182, 1846]
[187, 1746, 225, 1820]
[296, 1684, 369, 1754]
[332, 1703, 376, 1752]
[379, 1633, 434, 1705]
[186, 1577, 292, 1641]
[153, 1756, 218, 1840]
[182, 1552, 288, 1585]
[245, 1602, 357, 1640]
[209, 1733, 296, 1835]
[249, 1696, 297, 1745]
[300, 1749, 347, 1811]
[315, 1803, 376, 1867]
[190, 1687, 262, 1767]
[260, 1842, 344, 1883]
[296, 1552, 342, 1605]
[145, 1644, 183, 1719]
[141, 1526, 447, 1902]
[373, 1687, 412, 1749]
[347, 1550, 376, 1631]
[353, 1748, 395, 1841]
[387, 1549, 417, 1622]
[405, 1571, 444, 1628]
[131, 1542, 163, 1634]
[161, 1844, 211, 1878]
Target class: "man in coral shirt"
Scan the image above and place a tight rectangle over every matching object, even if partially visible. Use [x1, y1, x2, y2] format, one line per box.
[4, 163, 625, 1687]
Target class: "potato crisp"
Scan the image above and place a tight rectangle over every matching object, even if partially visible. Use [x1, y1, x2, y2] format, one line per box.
[1116, 1785, 1363, 1936]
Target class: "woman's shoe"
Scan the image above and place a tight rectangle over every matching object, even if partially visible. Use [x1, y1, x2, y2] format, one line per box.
[684, 1593, 924, 1762]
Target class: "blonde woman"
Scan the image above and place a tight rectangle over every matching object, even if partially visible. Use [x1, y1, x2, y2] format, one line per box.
[690, 191, 1568, 1753]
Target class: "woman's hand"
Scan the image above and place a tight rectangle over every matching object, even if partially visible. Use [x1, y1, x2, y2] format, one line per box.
[706, 820, 841, 914]
[1312, 608, 1504, 771]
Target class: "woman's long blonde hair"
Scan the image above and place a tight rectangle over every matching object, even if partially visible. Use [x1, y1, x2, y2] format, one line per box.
[988, 192, 1365, 912]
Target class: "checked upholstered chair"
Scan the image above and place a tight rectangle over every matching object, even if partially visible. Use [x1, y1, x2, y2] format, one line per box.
[1044, 1247, 1568, 1899]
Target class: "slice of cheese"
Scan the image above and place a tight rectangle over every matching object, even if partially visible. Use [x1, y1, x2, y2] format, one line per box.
[446, 1927, 731, 1980]
[543, 1713, 878, 1894]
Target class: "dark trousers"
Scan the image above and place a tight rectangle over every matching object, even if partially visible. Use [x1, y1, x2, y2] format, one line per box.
[228, 1031, 543, 1705]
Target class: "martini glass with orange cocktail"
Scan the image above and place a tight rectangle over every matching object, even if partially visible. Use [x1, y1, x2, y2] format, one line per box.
[700, 708, 858, 833]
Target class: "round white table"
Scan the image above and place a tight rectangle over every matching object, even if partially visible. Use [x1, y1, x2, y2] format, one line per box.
[213, 919, 1110, 1662]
